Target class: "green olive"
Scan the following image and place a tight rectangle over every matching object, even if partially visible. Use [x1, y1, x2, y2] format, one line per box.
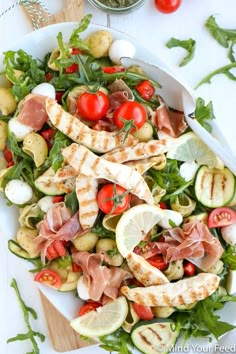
[0, 120, 8, 150]
[85, 30, 113, 58]
[0, 87, 17, 115]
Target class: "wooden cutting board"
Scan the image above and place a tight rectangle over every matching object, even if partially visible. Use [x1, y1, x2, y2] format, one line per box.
[22, 1, 95, 351]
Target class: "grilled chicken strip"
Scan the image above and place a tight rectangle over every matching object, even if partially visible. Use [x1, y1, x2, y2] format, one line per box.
[46, 98, 138, 153]
[121, 273, 220, 306]
[127, 252, 169, 286]
[62, 143, 154, 205]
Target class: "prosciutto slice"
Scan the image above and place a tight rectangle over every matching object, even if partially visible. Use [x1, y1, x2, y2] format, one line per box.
[72, 251, 132, 303]
[17, 94, 48, 130]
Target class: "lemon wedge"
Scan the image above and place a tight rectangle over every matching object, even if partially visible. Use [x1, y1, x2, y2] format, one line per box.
[167, 132, 224, 169]
[70, 296, 128, 337]
[116, 204, 165, 258]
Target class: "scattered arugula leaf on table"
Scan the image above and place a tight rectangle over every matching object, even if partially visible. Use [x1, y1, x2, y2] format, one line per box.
[166, 37, 196, 66]
[7, 278, 45, 354]
[195, 61, 236, 89]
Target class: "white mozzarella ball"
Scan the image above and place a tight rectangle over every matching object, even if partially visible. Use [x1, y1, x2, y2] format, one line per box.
[108, 39, 136, 65]
[158, 209, 183, 229]
[5, 179, 33, 205]
[37, 196, 54, 213]
[227, 269, 236, 295]
[221, 223, 236, 246]
[32, 83, 56, 99]
[179, 162, 199, 181]
[8, 117, 33, 141]
[77, 275, 90, 301]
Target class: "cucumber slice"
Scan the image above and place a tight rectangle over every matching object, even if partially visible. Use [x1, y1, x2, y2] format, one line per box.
[35, 167, 64, 196]
[8, 239, 39, 260]
[194, 166, 235, 208]
[131, 319, 179, 354]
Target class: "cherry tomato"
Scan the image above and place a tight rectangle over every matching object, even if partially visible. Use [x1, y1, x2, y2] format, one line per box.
[135, 80, 155, 101]
[41, 128, 54, 141]
[208, 207, 236, 228]
[154, 0, 182, 13]
[72, 262, 83, 272]
[147, 255, 168, 270]
[78, 301, 101, 316]
[45, 72, 53, 82]
[97, 184, 131, 215]
[7, 160, 15, 168]
[132, 303, 154, 321]
[114, 101, 147, 132]
[71, 47, 84, 55]
[101, 66, 125, 74]
[4, 145, 13, 163]
[65, 63, 78, 74]
[46, 240, 67, 260]
[34, 269, 62, 288]
[55, 91, 64, 103]
[183, 261, 196, 276]
[52, 195, 65, 203]
[77, 91, 109, 121]
[159, 202, 167, 209]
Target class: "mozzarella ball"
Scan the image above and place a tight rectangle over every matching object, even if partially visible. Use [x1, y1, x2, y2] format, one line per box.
[37, 196, 54, 213]
[221, 223, 236, 246]
[158, 209, 183, 229]
[32, 83, 56, 99]
[179, 162, 199, 181]
[77, 276, 90, 301]
[8, 117, 33, 141]
[108, 39, 136, 65]
[5, 179, 33, 205]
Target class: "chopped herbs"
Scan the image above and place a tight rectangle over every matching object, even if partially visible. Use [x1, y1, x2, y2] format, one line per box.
[7, 278, 45, 354]
[166, 37, 196, 66]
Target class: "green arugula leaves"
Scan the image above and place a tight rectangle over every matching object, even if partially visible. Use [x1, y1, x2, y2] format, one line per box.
[194, 97, 216, 132]
[99, 328, 134, 354]
[166, 38, 196, 67]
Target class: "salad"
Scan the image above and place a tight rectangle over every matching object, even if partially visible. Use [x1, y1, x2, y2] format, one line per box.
[1, 14, 236, 354]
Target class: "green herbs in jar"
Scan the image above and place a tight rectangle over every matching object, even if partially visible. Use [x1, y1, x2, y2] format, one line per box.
[97, 0, 138, 8]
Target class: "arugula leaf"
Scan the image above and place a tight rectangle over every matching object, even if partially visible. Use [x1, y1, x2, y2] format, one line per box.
[166, 37, 196, 66]
[92, 218, 116, 240]
[7, 132, 32, 162]
[99, 328, 133, 354]
[193, 97, 215, 132]
[7, 278, 45, 354]
[69, 14, 92, 50]
[65, 190, 79, 214]
[195, 61, 236, 89]
[221, 245, 236, 269]
[205, 15, 236, 61]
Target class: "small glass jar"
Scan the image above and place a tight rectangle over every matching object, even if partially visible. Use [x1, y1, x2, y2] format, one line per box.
[87, 0, 148, 14]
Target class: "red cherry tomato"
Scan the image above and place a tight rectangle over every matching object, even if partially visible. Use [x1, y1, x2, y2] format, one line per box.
[45, 72, 53, 82]
[65, 63, 78, 74]
[55, 91, 64, 103]
[46, 240, 67, 260]
[7, 160, 15, 168]
[208, 207, 236, 228]
[159, 202, 167, 209]
[97, 184, 131, 215]
[132, 303, 154, 321]
[52, 195, 65, 203]
[71, 48, 84, 55]
[183, 261, 196, 276]
[147, 255, 168, 270]
[77, 91, 109, 121]
[41, 128, 55, 141]
[114, 101, 147, 132]
[101, 66, 125, 74]
[154, 0, 182, 13]
[72, 262, 83, 272]
[78, 302, 101, 316]
[34, 269, 62, 288]
[135, 80, 155, 101]
[4, 145, 13, 163]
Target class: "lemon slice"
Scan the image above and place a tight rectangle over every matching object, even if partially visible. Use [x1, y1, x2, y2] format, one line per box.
[167, 132, 224, 169]
[116, 204, 165, 258]
[70, 296, 128, 337]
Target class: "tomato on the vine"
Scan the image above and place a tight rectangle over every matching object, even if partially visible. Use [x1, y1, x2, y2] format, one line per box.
[77, 91, 109, 121]
[34, 269, 62, 288]
[208, 207, 236, 228]
[97, 183, 131, 215]
[154, 0, 182, 14]
[114, 101, 147, 133]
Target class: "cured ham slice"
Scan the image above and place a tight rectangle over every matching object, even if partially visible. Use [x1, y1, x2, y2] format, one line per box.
[46, 98, 138, 153]
[73, 251, 132, 303]
[62, 143, 154, 205]
[17, 94, 48, 130]
[151, 96, 187, 138]
[121, 273, 220, 307]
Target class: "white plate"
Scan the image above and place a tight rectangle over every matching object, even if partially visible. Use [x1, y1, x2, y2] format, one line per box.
[1, 22, 236, 353]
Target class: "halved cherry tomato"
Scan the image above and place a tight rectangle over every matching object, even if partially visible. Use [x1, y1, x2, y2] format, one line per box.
[159, 202, 167, 209]
[154, 0, 182, 14]
[4, 145, 13, 163]
[135, 80, 155, 101]
[7, 160, 15, 168]
[114, 101, 147, 132]
[72, 262, 82, 272]
[55, 91, 64, 103]
[45, 72, 53, 82]
[101, 66, 125, 74]
[46, 240, 67, 260]
[208, 207, 236, 228]
[71, 48, 84, 55]
[34, 269, 62, 288]
[132, 303, 154, 321]
[52, 195, 65, 203]
[65, 63, 78, 74]
[97, 184, 131, 215]
[77, 91, 109, 121]
[183, 261, 196, 276]
[41, 128, 54, 141]
[78, 301, 101, 316]
[147, 255, 168, 270]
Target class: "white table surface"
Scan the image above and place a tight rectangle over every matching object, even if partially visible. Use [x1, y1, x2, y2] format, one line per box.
[1, 1, 236, 353]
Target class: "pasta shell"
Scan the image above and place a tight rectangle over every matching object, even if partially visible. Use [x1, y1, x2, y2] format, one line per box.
[23, 132, 48, 167]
